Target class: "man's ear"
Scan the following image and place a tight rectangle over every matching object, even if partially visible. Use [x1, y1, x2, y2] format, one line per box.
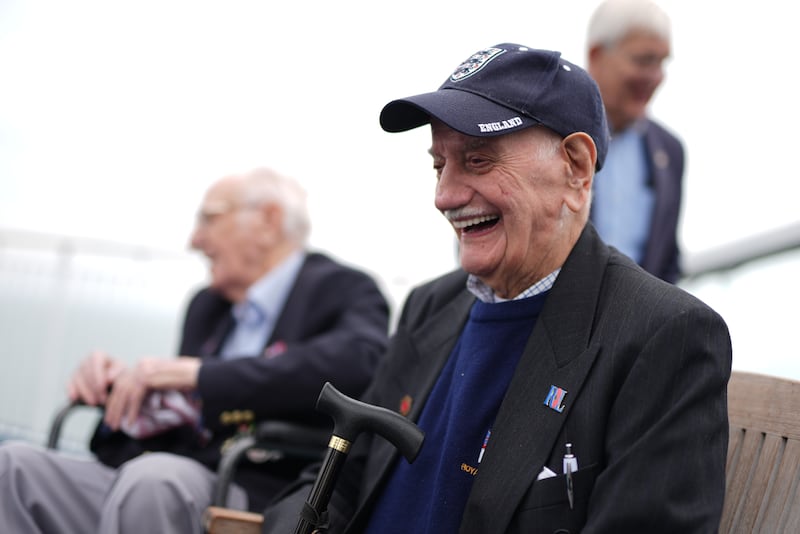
[561, 132, 596, 212]
[258, 202, 285, 244]
[588, 44, 605, 65]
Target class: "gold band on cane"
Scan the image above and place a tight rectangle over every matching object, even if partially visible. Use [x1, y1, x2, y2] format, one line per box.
[329, 435, 351, 453]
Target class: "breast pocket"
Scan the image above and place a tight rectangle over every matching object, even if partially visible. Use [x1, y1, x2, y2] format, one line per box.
[508, 462, 601, 534]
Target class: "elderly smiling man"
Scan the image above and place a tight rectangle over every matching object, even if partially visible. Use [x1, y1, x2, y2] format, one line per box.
[260, 44, 732, 534]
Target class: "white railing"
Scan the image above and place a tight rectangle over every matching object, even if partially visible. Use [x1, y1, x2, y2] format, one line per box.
[679, 221, 800, 380]
[0, 228, 206, 450]
[682, 221, 800, 279]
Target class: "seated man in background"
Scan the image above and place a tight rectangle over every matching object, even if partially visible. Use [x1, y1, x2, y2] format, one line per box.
[0, 166, 390, 533]
[262, 44, 731, 533]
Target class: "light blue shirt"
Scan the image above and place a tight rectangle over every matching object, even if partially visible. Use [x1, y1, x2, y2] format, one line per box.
[592, 121, 655, 264]
[220, 250, 306, 359]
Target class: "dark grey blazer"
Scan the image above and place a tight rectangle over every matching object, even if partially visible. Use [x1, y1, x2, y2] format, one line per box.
[263, 225, 731, 533]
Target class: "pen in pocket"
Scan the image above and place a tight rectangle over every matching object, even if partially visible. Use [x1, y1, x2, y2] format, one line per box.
[563, 443, 578, 510]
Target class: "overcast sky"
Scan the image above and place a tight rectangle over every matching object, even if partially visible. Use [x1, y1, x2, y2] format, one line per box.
[1, 1, 798, 372]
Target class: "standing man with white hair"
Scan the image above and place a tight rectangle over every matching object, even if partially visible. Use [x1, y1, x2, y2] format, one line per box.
[587, 0, 685, 283]
[0, 167, 391, 533]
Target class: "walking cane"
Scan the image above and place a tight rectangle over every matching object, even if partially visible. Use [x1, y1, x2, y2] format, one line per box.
[294, 382, 425, 534]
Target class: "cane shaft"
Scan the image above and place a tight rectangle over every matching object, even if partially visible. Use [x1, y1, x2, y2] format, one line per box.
[294, 439, 350, 534]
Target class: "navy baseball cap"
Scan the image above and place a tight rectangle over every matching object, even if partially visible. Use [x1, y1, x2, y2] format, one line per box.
[379, 44, 610, 170]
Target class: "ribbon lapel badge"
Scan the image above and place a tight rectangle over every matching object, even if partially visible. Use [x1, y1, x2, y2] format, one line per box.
[544, 385, 568, 413]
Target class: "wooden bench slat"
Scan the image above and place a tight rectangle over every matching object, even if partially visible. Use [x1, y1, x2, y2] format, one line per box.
[719, 371, 800, 534]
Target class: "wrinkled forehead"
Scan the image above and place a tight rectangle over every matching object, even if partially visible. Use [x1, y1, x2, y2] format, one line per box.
[202, 176, 242, 207]
[615, 29, 671, 55]
[428, 120, 493, 153]
[428, 119, 559, 155]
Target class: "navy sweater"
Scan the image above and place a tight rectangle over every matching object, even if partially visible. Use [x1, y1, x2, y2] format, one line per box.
[365, 292, 548, 533]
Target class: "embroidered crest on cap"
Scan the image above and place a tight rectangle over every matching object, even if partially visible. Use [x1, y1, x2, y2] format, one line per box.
[450, 47, 506, 82]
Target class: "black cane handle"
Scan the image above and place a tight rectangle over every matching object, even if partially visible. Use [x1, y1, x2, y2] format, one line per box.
[316, 382, 424, 462]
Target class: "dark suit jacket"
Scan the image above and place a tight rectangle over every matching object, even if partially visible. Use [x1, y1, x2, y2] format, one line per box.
[591, 118, 685, 284]
[640, 119, 684, 284]
[263, 225, 731, 533]
[90, 252, 390, 510]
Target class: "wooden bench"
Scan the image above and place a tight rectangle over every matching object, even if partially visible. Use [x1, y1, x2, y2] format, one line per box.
[720, 370, 800, 532]
[204, 507, 264, 534]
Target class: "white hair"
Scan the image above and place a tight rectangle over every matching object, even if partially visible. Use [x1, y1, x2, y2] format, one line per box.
[587, 0, 671, 48]
[238, 167, 311, 245]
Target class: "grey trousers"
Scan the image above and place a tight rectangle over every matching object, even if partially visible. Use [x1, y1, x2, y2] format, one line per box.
[0, 440, 247, 534]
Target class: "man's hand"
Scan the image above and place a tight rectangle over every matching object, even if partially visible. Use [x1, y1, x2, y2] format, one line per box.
[103, 357, 201, 430]
[67, 350, 126, 406]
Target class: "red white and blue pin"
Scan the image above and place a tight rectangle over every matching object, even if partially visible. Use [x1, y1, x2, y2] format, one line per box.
[544, 385, 568, 413]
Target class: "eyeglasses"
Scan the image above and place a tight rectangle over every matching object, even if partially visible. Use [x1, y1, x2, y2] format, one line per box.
[628, 52, 667, 71]
[611, 46, 671, 75]
[195, 203, 259, 227]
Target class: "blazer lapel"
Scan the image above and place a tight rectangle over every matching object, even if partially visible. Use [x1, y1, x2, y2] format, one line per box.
[201, 312, 235, 357]
[461, 226, 609, 534]
[401, 288, 476, 421]
[351, 287, 475, 526]
[641, 120, 675, 270]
